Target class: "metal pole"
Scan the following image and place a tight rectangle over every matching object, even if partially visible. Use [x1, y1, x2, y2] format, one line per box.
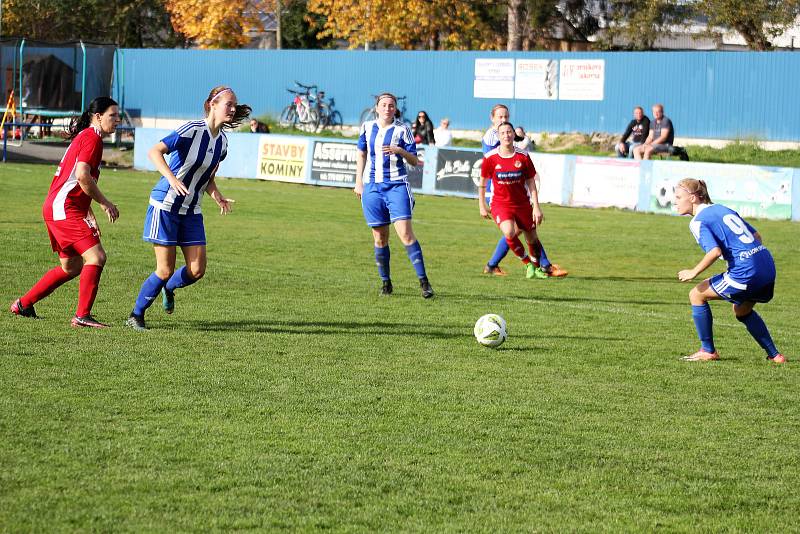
[17, 38, 23, 118]
[80, 41, 86, 111]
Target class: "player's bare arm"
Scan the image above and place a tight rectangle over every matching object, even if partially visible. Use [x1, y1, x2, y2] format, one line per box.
[76, 161, 118, 222]
[148, 141, 190, 196]
[678, 247, 722, 282]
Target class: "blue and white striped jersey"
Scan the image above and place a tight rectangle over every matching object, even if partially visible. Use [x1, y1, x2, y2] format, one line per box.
[150, 120, 228, 215]
[482, 127, 499, 155]
[689, 203, 774, 282]
[357, 119, 417, 183]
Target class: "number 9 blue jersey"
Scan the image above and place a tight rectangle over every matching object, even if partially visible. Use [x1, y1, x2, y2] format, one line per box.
[689, 203, 775, 283]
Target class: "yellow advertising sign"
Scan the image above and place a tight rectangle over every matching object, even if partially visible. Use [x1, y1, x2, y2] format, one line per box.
[256, 137, 308, 183]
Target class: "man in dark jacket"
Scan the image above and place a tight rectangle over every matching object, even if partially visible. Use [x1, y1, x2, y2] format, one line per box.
[615, 106, 650, 158]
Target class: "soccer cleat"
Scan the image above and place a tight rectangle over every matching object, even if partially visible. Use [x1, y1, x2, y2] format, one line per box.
[525, 263, 536, 279]
[533, 267, 550, 279]
[10, 298, 38, 318]
[419, 277, 434, 299]
[483, 265, 508, 276]
[162, 287, 175, 314]
[380, 280, 393, 296]
[546, 264, 569, 278]
[680, 350, 720, 361]
[769, 354, 787, 364]
[71, 315, 110, 328]
[125, 314, 148, 332]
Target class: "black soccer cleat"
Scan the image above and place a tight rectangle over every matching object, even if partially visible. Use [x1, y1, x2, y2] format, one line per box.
[380, 279, 393, 296]
[419, 277, 434, 299]
[10, 298, 38, 318]
[124, 313, 148, 332]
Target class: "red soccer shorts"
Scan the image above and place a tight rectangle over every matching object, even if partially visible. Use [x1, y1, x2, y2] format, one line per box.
[45, 217, 100, 258]
[491, 203, 534, 232]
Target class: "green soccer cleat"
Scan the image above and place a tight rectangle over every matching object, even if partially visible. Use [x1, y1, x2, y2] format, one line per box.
[525, 263, 536, 279]
[533, 266, 550, 279]
[162, 287, 175, 314]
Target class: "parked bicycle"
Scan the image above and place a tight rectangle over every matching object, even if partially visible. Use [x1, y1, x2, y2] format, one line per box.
[359, 95, 411, 127]
[279, 83, 319, 132]
[315, 91, 343, 131]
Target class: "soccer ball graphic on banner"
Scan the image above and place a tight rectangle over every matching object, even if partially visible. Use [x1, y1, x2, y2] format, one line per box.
[474, 314, 507, 348]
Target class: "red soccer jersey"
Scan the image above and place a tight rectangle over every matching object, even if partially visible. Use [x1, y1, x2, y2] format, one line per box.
[481, 148, 537, 207]
[42, 127, 103, 221]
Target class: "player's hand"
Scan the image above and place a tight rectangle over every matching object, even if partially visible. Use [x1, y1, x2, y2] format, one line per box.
[101, 201, 119, 223]
[168, 177, 190, 196]
[382, 145, 401, 156]
[677, 269, 696, 282]
[217, 198, 235, 215]
[353, 182, 363, 199]
[532, 206, 544, 226]
[479, 205, 490, 219]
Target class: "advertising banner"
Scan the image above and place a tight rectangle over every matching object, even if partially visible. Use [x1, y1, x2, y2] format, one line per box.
[310, 141, 358, 186]
[650, 161, 793, 220]
[308, 140, 424, 190]
[434, 148, 483, 194]
[474, 58, 515, 99]
[572, 157, 641, 209]
[530, 153, 566, 205]
[515, 59, 558, 100]
[257, 137, 308, 182]
[559, 59, 605, 101]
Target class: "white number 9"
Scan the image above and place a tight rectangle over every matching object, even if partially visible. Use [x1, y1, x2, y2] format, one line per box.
[723, 214, 755, 244]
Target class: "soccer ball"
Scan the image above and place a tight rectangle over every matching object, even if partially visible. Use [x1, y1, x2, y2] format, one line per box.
[474, 314, 507, 348]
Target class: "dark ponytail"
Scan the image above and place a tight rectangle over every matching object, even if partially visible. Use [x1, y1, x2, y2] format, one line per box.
[66, 97, 118, 140]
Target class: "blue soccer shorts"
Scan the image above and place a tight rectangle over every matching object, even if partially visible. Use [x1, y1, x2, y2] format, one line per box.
[143, 203, 206, 246]
[709, 273, 774, 305]
[361, 180, 415, 227]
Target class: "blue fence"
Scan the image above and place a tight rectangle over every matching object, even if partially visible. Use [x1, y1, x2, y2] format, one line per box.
[134, 128, 800, 221]
[117, 49, 800, 141]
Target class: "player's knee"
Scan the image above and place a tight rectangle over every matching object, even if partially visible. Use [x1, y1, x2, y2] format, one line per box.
[187, 265, 206, 280]
[155, 267, 174, 280]
[62, 263, 82, 277]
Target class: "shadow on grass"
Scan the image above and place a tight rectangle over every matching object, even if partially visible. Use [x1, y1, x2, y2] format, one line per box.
[187, 319, 625, 342]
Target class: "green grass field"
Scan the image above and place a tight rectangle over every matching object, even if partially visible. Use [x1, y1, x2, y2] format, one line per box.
[1, 164, 798, 531]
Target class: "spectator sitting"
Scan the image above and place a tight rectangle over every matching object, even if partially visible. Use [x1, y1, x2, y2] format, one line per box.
[412, 111, 435, 145]
[616, 106, 649, 158]
[633, 104, 673, 160]
[434, 118, 453, 147]
[513, 126, 533, 152]
[249, 119, 270, 134]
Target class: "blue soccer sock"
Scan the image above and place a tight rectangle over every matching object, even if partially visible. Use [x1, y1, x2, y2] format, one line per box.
[691, 303, 715, 353]
[132, 272, 168, 317]
[165, 266, 198, 292]
[737, 311, 779, 358]
[405, 241, 427, 279]
[488, 237, 509, 268]
[374, 245, 391, 281]
[539, 243, 552, 269]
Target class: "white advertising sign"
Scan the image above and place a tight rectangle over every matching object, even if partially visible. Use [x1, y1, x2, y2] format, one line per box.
[559, 59, 605, 101]
[515, 59, 558, 100]
[474, 58, 515, 99]
[572, 157, 640, 209]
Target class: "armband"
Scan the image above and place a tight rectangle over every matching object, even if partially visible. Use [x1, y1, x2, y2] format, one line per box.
[477, 185, 486, 189]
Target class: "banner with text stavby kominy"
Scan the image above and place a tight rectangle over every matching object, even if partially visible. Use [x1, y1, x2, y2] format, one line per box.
[257, 137, 309, 183]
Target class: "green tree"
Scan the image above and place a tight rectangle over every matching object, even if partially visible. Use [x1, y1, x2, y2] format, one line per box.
[692, 0, 800, 50]
[600, 0, 692, 50]
[1, 0, 184, 47]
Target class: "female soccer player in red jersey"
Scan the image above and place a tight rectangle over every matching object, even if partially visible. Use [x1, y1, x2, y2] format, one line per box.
[480, 104, 567, 278]
[10, 97, 121, 327]
[479, 121, 546, 280]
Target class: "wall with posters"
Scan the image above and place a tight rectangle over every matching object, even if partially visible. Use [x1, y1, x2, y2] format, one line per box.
[120, 49, 800, 141]
[134, 128, 800, 222]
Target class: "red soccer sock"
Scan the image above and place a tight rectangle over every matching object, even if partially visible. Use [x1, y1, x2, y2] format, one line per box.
[76, 264, 103, 317]
[505, 236, 531, 264]
[21, 266, 77, 307]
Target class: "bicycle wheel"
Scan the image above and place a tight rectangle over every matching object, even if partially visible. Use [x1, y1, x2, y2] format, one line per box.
[279, 104, 296, 128]
[317, 103, 331, 128]
[359, 107, 376, 125]
[299, 108, 319, 133]
[329, 111, 343, 130]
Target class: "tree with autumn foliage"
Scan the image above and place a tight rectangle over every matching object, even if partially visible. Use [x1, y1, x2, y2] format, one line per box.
[164, 0, 276, 48]
[693, 0, 800, 51]
[306, 0, 498, 50]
